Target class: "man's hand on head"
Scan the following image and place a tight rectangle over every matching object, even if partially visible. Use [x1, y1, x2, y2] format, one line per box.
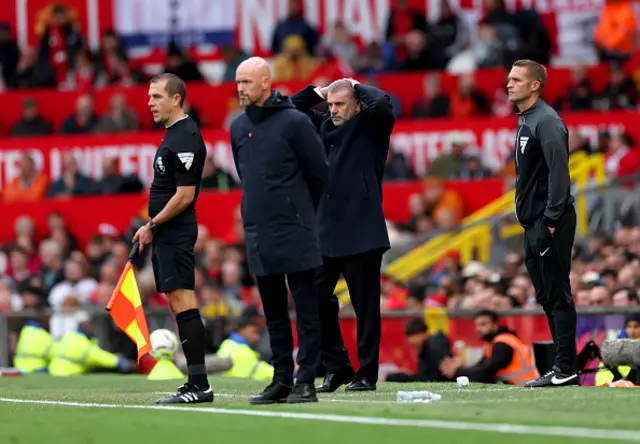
[318, 85, 330, 99]
[318, 78, 359, 99]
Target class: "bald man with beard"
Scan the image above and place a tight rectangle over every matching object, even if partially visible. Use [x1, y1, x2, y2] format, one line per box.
[230, 57, 329, 405]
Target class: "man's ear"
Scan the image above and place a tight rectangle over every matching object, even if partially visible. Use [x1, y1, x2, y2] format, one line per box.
[355, 98, 361, 112]
[531, 80, 541, 94]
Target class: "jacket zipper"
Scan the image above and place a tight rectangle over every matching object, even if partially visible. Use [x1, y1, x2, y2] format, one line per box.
[514, 125, 523, 223]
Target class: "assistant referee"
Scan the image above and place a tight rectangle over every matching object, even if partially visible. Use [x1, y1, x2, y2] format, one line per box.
[507, 60, 578, 388]
[133, 73, 212, 404]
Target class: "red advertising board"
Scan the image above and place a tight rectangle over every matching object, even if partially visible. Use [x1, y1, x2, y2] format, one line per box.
[0, 111, 631, 187]
[290, 315, 553, 376]
[295, 313, 616, 386]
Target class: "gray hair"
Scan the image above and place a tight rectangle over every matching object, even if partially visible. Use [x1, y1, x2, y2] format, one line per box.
[327, 79, 355, 98]
[39, 239, 62, 257]
[14, 216, 35, 236]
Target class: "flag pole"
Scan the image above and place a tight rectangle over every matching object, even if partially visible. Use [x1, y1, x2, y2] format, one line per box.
[128, 240, 141, 263]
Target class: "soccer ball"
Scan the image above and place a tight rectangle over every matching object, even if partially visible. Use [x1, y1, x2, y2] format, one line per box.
[149, 329, 180, 360]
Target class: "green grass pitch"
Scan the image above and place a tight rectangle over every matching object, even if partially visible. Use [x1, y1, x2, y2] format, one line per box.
[0, 375, 637, 444]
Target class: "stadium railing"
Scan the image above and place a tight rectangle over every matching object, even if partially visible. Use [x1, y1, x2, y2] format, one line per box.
[1, 306, 636, 381]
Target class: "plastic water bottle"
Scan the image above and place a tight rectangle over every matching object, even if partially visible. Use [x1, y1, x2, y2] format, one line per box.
[396, 390, 442, 403]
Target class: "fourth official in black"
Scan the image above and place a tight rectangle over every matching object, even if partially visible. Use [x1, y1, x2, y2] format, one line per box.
[507, 59, 578, 388]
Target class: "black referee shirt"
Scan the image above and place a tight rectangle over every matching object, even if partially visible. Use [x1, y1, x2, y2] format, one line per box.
[149, 115, 206, 220]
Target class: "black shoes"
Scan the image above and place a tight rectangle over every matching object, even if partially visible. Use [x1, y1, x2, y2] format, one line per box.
[286, 383, 318, 404]
[345, 376, 377, 392]
[524, 370, 579, 388]
[250, 381, 292, 405]
[250, 381, 318, 405]
[155, 383, 214, 404]
[316, 367, 355, 393]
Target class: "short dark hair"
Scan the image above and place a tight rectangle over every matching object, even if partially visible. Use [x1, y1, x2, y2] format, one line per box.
[474, 309, 500, 323]
[600, 268, 618, 279]
[236, 317, 259, 331]
[405, 318, 428, 336]
[625, 312, 640, 326]
[512, 59, 547, 93]
[150, 73, 186, 107]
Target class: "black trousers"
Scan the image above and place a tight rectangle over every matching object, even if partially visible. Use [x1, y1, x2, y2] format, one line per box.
[316, 250, 383, 381]
[524, 206, 577, 374]
[255, 268, 320, 385]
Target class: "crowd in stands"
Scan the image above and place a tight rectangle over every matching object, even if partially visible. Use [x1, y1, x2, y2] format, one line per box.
[3, 0, 637, 90]
[1, 150, 239, 204]
[383, 227, 640, 314]
[1, 0, 640, 358]
[1, 1, 639, 131]
[2, 197, 639, 342]
[0, 211, 254, 347]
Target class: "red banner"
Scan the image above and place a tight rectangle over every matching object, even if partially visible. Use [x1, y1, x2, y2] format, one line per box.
[391, 111, 631, 175]
[0, 110, 631, 188]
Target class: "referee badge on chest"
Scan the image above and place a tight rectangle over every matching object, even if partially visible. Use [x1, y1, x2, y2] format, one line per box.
[155, 156, 166, 174]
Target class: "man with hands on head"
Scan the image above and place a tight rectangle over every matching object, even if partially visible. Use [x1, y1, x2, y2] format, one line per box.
[291, 76, 395, 392]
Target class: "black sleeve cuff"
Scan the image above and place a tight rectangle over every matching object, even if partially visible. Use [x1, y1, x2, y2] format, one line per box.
[543, 215, 560, 228]
[453, 367, 467, 378]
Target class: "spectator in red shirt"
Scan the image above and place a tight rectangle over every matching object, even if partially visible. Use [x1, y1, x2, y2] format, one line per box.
[605, 132, 640, 181]
[385, 0, 428, 64]
[68, 48, 98, 92]
[37, 4, 84, 86]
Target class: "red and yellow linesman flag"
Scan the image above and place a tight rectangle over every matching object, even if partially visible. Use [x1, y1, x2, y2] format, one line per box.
[106, 259, 152, 362]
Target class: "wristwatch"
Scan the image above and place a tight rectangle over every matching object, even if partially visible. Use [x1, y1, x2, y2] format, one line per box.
[148, 220, 158, 233]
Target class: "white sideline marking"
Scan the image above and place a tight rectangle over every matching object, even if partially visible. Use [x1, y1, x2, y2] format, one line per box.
[1, 397, 638, 441]
[153, 386, 520, 396]
[154, 391, 545, 405]
[153, 392, 397, 404]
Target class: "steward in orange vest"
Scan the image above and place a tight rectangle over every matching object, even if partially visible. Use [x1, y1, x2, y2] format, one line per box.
[443, 310, 539, 386]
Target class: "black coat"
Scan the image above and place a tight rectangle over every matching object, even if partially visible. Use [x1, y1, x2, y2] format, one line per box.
[230, 91, 329, 276]
[291, 84, 394, 257]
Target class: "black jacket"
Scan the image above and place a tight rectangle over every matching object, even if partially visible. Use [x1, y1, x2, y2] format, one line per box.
[514, 99, 574, 228]
[454, 326, 516, 383]
[291, 84, 394, 257]
[230, 91, 329, 276]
